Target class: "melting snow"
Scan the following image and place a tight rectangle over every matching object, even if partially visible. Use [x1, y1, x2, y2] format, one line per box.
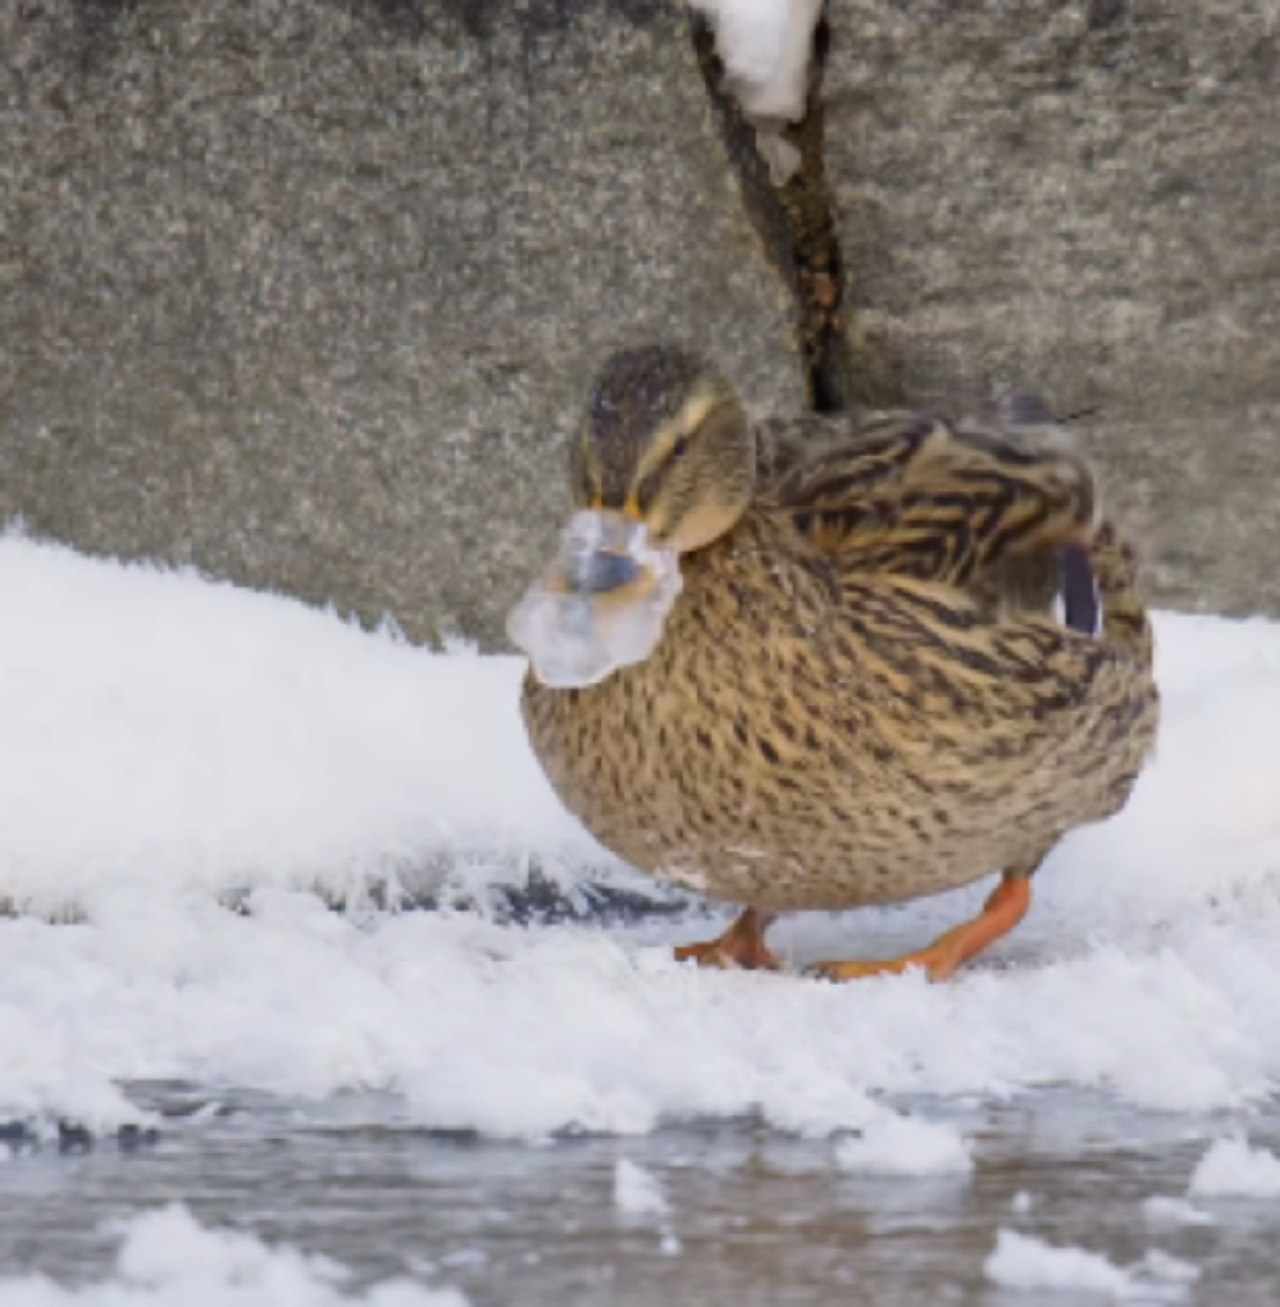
[833, 1114, 973, 1177]
[614, 1159, 671, 1217]
[985, 1229, 1132, 1296]
[1188, 1134, 1280, 1199]
[1141, 1195, 1214, 1226]
[686, 0, 822, 122]
[1140, 1249, 1201, 1287]
[984, 1231, 1197, 1300]
[1, 533, 1280, 1144]
[685, 0, 824, 181]
[0, 1203, 466, 1305]
[613, 1159, 681, 1255]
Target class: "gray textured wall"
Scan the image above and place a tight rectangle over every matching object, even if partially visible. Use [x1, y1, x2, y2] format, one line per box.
[0, 1, 801, 644]
[3, 0, 1279, 637]
[825, 0, 1280, 614]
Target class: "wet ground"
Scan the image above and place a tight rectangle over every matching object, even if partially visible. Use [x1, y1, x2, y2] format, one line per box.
[0, 1085, 1277, 1305]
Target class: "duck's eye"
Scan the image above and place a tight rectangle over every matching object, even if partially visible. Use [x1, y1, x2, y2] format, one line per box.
[671, 435, 690, 461]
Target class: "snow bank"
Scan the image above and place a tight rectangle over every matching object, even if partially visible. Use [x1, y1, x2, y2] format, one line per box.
[0, 1204, 466, 1306]
[2, 534, 1280, 1140]
[0, 533, 612, 915]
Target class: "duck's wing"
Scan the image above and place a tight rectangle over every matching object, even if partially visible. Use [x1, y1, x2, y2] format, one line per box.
[758, 410, 1097, 615]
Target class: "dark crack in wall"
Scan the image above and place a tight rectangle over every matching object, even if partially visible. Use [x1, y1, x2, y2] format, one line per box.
[691, 8, 899, 416]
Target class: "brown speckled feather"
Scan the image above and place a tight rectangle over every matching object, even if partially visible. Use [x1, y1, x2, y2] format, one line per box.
[521, 405, 1158, 912]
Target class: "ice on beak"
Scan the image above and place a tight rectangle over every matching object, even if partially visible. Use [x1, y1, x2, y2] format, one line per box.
[506, 510, 683, 688]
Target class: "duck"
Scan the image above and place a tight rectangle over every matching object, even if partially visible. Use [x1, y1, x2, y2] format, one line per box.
[516, 343, 1160, 980]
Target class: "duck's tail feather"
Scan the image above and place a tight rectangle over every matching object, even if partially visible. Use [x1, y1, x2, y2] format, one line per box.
[1060, 544, 1102, 637]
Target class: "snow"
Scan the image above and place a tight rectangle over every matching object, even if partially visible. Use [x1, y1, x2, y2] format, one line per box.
[0, 1203, 466, 1306]
[687, 0, 822, 122]
[1188, 1134, 1280, 1199]
[984, 1232, 1197, 1300]
[833, 1114, 973, 1177]
[2, 533, 1280, 1144]
[1140, 1250, 1200, 1287]
[614, 1159, 671, 1217]
[613, 1158, 681, 1254]
[984, 1229, 1131, 1296]
[686, 0, 824, 181]
[1141, 1195, 1214, 1226]
[0, 533, 609, 915]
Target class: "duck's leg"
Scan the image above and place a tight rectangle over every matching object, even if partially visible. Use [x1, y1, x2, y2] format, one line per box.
[808, 868, 1033, 983]
[674, 907, 780, 971]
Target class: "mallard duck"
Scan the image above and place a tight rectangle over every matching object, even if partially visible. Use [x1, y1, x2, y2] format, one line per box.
[517, 344, 1159, 980]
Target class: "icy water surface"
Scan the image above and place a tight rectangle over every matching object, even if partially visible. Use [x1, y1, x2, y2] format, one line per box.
[1, 1085, 1278, 1305]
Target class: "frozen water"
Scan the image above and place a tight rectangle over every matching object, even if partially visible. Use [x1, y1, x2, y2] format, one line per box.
[506, 510, 682, 690]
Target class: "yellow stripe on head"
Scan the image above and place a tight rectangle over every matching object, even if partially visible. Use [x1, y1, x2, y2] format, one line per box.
[629, 385, 725, 487]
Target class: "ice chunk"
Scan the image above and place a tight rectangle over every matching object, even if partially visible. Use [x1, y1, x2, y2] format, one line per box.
[833, 1113, 974, 1177]
[614, 1159, 681, 1256]
[507, 511, 682, 688]
[614, 1158, 671, 1217]
[984, 1229, 1131, 1295]
[1189, 1133, 1280, 1198]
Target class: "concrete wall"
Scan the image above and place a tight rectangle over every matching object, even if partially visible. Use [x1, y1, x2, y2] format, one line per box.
[0, 1, 802, 644]
[825, 0, 1280, 613]
[3, 1, 1278, 637]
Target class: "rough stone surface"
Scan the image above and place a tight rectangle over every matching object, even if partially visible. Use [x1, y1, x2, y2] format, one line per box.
[824, 0, 1280, 615]
[0, 0, 803, 644]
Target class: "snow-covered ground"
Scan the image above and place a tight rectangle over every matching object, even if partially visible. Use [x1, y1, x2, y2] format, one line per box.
[2, 530, 1280, 1153]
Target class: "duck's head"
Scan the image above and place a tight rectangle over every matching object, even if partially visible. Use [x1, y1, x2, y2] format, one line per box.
[508, 345, 755, 687]
[569, 343, 757, 556]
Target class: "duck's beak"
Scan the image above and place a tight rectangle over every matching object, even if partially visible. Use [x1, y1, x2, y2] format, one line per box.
[563, 547, 641, 595]
[542, 509, 653, 603]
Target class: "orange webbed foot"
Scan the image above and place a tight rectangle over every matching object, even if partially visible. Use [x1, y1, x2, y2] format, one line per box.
[674, 906, 780, 972]
[807, 874, 1032, 984]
